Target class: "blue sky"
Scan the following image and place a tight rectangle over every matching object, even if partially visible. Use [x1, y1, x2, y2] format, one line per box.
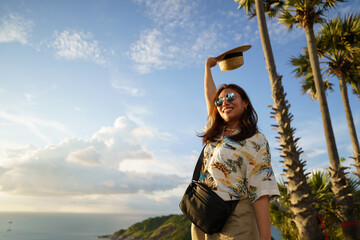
[0, 0, 359, 214]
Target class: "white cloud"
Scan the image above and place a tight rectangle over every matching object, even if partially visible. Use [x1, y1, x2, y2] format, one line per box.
[66, 146, 101, 166]
[292, 118, 328, 161]
[24, 93, 35, 102]
[130, 0, 264, 73]
[0, 12, 33, 44]
[118, 159, 156, 173]
[130, 28, 175, 73]
[293, 112, 359, 172]
[132, 127, 154, 138]
[267, 19, 303, 45]
[50, 29, 106, 65]
[0, 111, 71, 144]
[134, 0, 196, 28]
[220, 8, 260, 44]
[334, 1, 360, 16]
[73, 107, 86, 112]
[226, 7, 303, 45]
[130, 0, 226, 73]
[111, 79, 142, 96]
[191, 27, 222, 58]
[0, 116, 184, 197]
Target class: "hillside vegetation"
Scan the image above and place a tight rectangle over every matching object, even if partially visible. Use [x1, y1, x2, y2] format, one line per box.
[103, 214, 191, 240]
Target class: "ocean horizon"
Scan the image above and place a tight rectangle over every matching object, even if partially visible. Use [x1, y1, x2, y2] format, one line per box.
[0, 212, 282, 240]
[0, 212, 154, 240]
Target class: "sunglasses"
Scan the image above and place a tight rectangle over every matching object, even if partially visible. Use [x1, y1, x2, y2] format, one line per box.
[214, 92, 236, 107]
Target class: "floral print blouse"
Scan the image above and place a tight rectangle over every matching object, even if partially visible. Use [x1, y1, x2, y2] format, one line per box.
[199, 132, 280, 202]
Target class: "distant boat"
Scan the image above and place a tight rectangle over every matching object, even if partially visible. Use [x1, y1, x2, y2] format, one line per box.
[6, 221, 13, 232]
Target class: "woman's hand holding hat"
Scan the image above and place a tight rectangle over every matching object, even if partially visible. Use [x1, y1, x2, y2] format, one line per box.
[205, 57, 218, 68]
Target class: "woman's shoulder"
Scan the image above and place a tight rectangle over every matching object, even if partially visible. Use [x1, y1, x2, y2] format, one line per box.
[247, 131, 268, 144]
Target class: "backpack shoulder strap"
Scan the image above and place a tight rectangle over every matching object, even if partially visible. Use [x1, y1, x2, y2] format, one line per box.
[192, 146, 205, 181]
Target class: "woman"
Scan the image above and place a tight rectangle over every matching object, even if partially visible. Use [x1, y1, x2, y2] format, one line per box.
[192, 57, 280, 240]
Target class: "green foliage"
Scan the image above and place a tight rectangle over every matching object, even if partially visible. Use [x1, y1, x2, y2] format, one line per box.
[113, 214, 191, 240]
[269, 181, 299, 240]
[347, 174, 360, 217]
[290, 14, 360, 100]
[151, 215, 192, 240]
[125, 215, 171, 238]
[290, 48, 333, 99]
[308, 171, 342, 239]
[113, 229, 126, 236]
[270, 170, 360, 239]
[278, 0, 345, 29]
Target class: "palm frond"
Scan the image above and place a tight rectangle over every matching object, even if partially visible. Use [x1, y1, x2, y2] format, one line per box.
[299, 13, 360, 98]
[323, 0, 346, 11]
[350, 81, 360, 99]
[235, 0, 256, 16]
[235, 0, 285, 19]
[264, 0, 285, 19]
[278, 0, 346, 29]
[290, 53, 311, 78]
[290, 45, 334, 100]
[278, 10, 296, 30]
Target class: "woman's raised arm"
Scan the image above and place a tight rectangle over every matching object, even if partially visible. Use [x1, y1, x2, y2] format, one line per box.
[204, 57, 219, 116]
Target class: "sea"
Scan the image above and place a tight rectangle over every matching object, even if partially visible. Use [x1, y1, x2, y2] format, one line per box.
[0, 212, 283, 240]
[0, 212, 153, 240]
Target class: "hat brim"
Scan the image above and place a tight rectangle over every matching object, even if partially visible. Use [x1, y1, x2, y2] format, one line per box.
[216, 45, 252, 60]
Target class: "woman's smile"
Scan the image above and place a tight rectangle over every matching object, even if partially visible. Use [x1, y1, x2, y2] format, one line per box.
[222, 106, 233, 113]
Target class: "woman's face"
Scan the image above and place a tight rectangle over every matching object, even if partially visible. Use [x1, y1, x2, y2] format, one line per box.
[216, 88, 248, 124]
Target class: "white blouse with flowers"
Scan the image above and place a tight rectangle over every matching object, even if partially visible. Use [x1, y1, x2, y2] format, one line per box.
[199, 132, 280, 202]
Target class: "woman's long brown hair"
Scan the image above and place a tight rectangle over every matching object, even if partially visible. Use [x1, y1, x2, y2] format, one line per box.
[199, 84, 258, 144]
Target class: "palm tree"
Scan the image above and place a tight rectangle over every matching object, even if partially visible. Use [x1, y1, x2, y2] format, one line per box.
[278, 1, 358, 238]
[290, 14, 360, 178]
[235, 0, 324, 238]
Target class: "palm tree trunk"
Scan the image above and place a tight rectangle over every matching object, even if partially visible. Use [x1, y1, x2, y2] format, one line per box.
[254, 1, 323, 239]
[304, 24, 358, 240]
[339, 75, 360, 177]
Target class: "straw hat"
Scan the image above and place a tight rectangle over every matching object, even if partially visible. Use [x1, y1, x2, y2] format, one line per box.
[216, 45, 252, 71]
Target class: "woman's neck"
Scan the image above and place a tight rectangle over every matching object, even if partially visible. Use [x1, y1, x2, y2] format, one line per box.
[225, 122, 240, 130]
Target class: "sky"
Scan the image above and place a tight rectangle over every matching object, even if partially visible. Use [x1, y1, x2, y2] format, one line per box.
[0, 0, 359, 215]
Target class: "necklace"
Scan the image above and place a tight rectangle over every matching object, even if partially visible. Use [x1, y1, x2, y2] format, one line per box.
[221, 127, 239, 139]
[223, 127, 239, 138]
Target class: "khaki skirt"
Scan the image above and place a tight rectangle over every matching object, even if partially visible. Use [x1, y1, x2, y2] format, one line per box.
[191, 198, 260, 240]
